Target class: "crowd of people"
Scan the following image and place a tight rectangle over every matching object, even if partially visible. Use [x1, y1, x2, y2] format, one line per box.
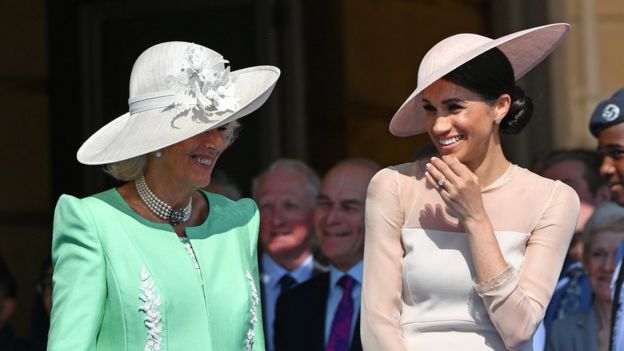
[3, 22, 624, 351]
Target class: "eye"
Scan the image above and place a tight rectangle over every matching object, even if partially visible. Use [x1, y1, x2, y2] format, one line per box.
[343, 204, 362, 213]
[447, 103, 463, 113]
[599, 147, 624, 160]
[423, 103, 436, 113]
[591, 249, 608, 259]
[283, 201, 299, 210]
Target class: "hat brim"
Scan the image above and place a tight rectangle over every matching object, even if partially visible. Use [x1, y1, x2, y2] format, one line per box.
[77, 65, 280, 165]
[389, 23, 570, 137]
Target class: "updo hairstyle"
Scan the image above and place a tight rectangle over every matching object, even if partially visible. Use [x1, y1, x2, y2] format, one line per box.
[443, 48, 533, 135]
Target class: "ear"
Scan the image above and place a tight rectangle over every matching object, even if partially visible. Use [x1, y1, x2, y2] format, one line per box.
[0, 297, 16, 322]
[493, 94, 512, 124]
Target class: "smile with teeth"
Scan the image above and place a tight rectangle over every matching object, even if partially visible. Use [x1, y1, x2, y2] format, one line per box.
[193, 156, 213, 166]
[324, 231, 350, 238]
[439, 136, 463, 146]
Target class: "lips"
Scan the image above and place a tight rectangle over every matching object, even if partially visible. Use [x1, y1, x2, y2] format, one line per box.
[192, 155, 214, 167]
[322, 230, 350, 238]
[439, 135, 464, 146]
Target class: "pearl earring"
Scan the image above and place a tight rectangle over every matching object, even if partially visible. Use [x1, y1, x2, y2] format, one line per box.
[494, 117, 502, 125]
[155, 150, 163, 158]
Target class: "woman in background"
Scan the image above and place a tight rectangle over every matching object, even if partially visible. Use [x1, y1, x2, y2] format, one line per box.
[547, 202, 624, 351]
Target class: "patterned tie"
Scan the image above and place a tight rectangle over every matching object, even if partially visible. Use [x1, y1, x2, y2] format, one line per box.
[279, 273, 297, 294]
[326, 275, 356, 351]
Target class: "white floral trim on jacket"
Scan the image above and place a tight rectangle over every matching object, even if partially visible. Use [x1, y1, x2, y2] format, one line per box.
[245, 272, 259, 351]
[139, 266, 163, 351]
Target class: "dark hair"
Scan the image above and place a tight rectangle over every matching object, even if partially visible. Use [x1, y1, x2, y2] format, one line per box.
[443, 47, 534, 134]
[540, 149, 607, 196]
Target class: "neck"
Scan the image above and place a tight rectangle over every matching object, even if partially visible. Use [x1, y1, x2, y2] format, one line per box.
[270, 249, 312, 271]
[596, 299, 612, 329]
[465, 142, 509, 188]
[143, 171, 194, 208]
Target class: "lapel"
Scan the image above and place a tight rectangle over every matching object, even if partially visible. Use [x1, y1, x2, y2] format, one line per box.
[350, 315, 362, 351]
[308, 273, 330, 351]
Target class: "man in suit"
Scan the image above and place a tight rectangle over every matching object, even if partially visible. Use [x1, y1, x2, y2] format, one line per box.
[253, 159, 326, 351]
[274, 158, 380, 351]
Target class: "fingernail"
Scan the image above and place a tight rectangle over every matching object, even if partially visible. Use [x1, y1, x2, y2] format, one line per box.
[425, 163, 431, 169]
[425, 171, 429, 177]
[430, 157, 439, 162]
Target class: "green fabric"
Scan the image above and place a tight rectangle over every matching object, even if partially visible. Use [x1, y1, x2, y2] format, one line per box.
[48, 188, 265, 351]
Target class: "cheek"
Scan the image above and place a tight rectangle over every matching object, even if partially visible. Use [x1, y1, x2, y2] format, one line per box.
[615, 160, 624, 175]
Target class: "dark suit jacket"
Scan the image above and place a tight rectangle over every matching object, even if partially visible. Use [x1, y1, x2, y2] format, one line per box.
[546, 303, 599, 351]
[259, 256, 328, 350]
[273, 272, 362, 351]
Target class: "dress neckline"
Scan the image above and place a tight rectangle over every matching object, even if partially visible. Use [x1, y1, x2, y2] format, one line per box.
[108, 188, 214, 232]
[481, 163, 517, 193]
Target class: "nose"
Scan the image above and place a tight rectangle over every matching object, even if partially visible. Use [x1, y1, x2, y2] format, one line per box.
[431, 115, 452, 135]
[202, 128, 227, 150]
[605, 253, 618, 272]
[272, 206, 286, 226]
[600, 157, 615, 179]
[325, 206, 343, 225]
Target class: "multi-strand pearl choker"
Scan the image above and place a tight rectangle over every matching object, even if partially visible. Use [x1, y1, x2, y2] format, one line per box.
[135, 174, 192, 226]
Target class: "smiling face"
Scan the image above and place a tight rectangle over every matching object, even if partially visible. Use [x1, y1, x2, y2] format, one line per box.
[256, 170, 316, 268]
[585, 230, 624, 302]
[315, 162, 376, 271]
[422, 79, 509, 168]
[145, 127, 230, 195]
[598, 123, 624, 206]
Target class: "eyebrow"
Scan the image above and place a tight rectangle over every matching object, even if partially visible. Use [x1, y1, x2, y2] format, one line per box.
[422, 98, 464, 104]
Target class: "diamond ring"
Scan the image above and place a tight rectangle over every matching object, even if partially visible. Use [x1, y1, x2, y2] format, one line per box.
[437, 178, 446, 187]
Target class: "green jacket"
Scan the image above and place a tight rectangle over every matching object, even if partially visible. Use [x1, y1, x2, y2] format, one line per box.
[48, 189, 265, 351]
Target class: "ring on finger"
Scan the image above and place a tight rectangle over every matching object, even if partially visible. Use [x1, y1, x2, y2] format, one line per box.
[437, 178, 446, 187]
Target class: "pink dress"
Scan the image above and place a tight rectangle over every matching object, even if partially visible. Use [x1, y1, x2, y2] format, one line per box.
[361, 161, 579, 350]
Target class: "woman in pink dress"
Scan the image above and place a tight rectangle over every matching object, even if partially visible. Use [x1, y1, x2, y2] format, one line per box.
[361, 24, 579, 350]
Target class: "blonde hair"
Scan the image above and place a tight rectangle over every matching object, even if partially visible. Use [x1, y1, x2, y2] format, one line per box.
[104, 121, 241, 181]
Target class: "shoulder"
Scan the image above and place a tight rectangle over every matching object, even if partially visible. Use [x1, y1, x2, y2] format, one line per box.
[202, 190, 258, 221]
[512, 166, 580, 205]
[369, 161, 426, 191]
[54, 189, 117, 222]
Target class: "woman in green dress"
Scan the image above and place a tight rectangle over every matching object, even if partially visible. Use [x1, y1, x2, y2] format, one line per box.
[48, 42, 280, 351]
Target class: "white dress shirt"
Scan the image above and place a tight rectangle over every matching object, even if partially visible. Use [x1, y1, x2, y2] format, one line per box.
[324, 261, 363, 347]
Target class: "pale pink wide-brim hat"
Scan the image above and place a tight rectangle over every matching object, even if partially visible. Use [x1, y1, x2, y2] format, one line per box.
[389, 23, 570, 137]
[77, 41, 281, 165]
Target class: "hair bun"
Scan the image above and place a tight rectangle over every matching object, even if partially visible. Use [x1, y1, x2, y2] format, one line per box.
[499, 86, 533, 134]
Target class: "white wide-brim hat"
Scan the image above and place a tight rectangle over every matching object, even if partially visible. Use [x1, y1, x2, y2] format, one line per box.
[389, 23, 570, 137]
[77, 41, 281, 164]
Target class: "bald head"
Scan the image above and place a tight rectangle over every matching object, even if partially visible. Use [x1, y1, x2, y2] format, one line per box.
[315, 158, 380, 271]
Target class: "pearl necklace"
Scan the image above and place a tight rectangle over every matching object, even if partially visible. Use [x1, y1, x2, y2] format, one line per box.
[135, 174, 192, 225]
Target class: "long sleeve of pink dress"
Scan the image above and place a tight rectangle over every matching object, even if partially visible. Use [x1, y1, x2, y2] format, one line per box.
[361, 161, 579, 351]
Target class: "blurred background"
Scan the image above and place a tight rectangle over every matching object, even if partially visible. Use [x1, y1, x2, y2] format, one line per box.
[0, 0, 623, 341]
